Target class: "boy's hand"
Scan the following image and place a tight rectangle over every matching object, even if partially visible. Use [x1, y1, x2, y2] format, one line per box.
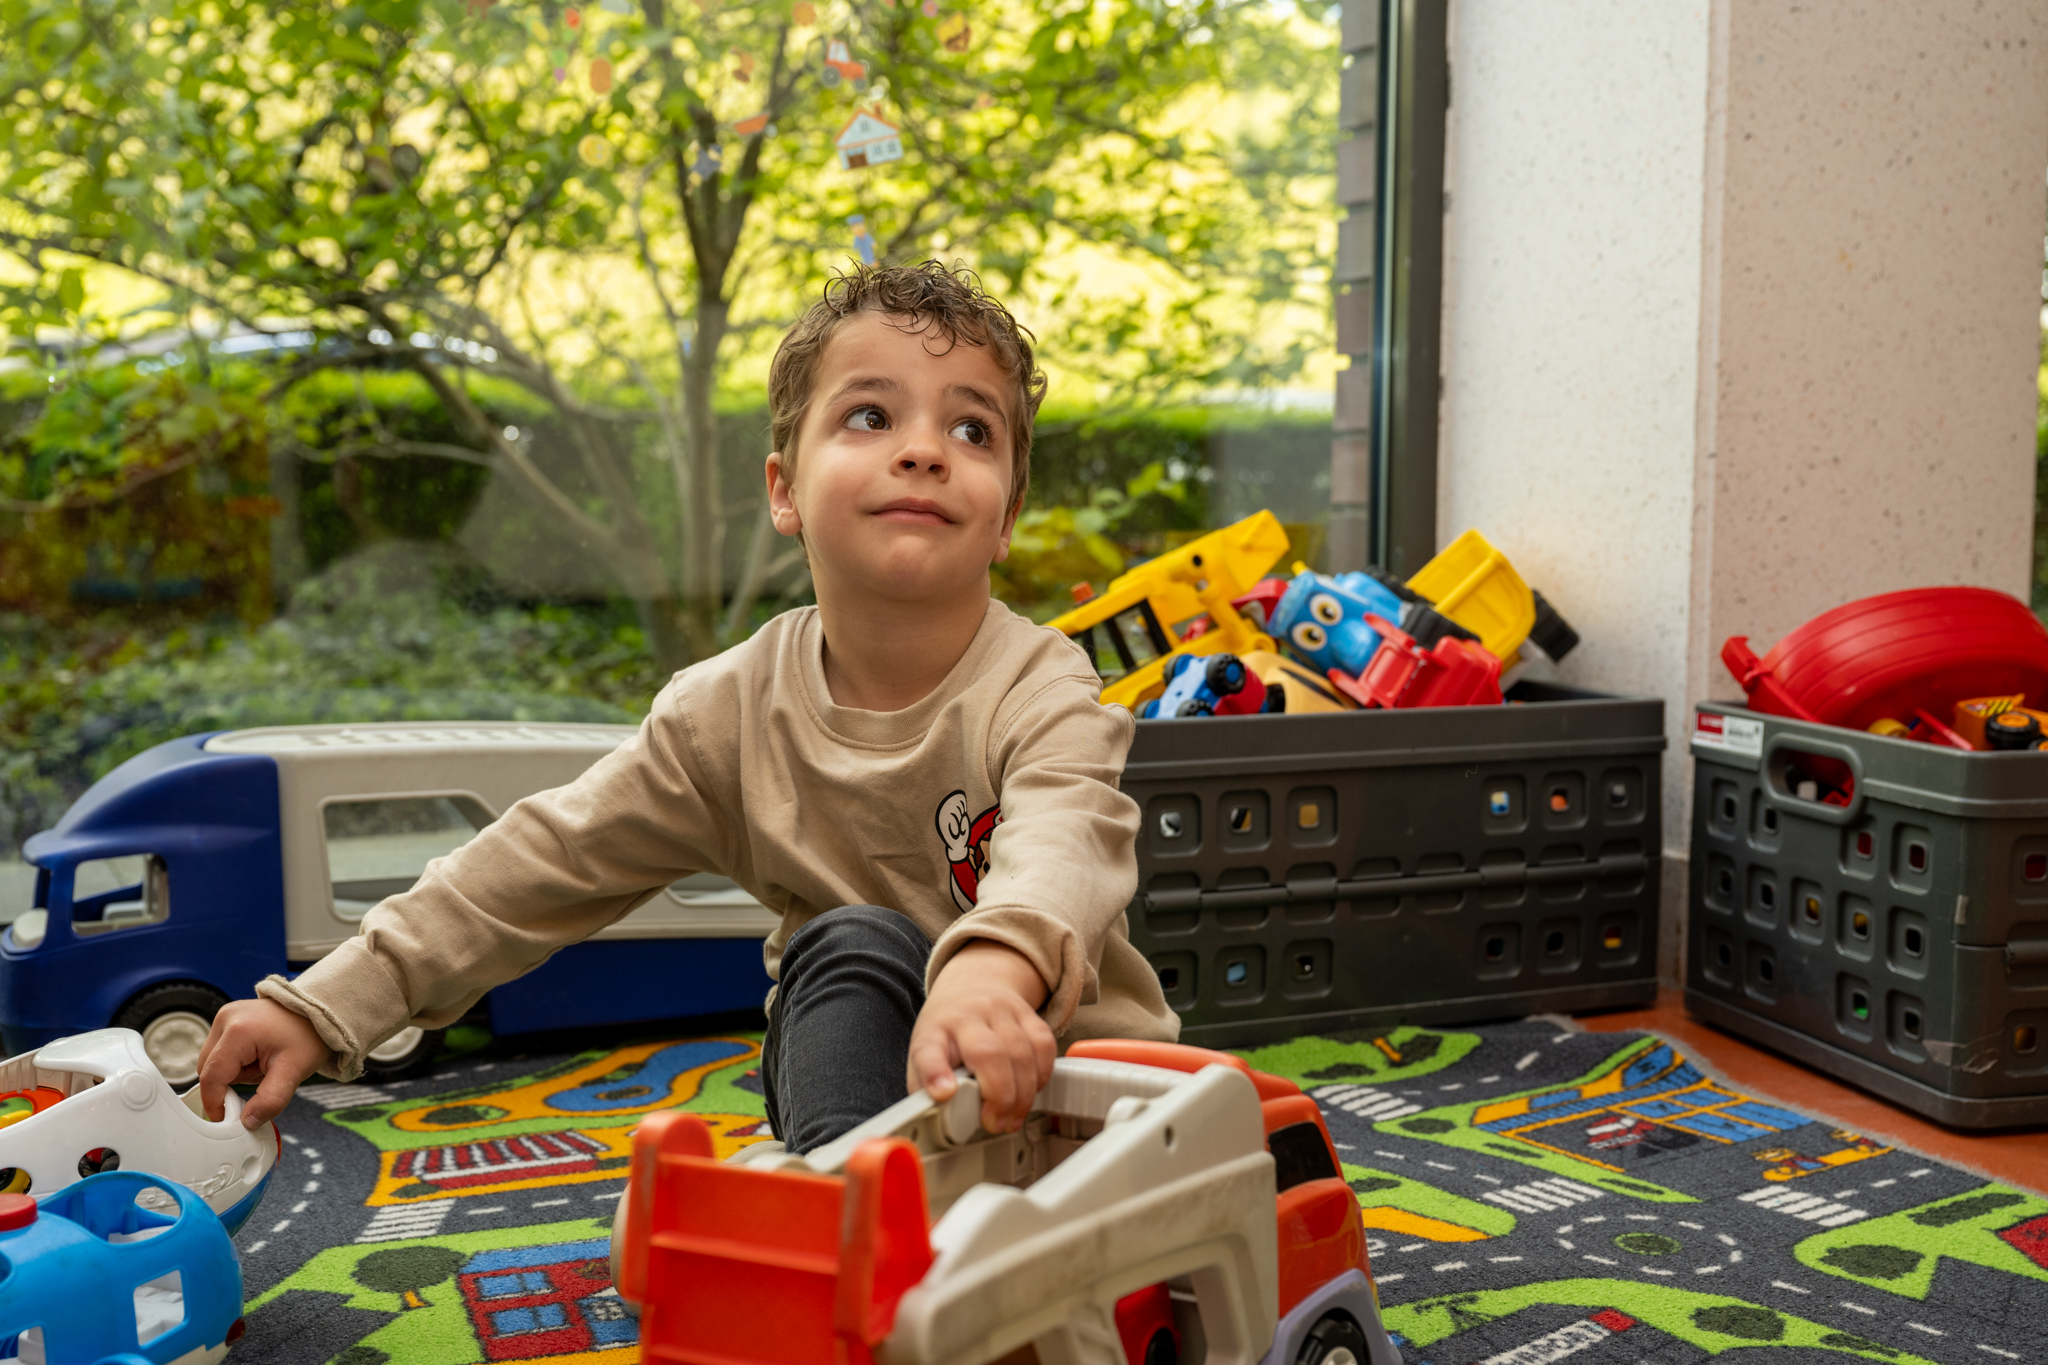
[908, 940, 1056, 1135]
[196, 998, 332, 1128]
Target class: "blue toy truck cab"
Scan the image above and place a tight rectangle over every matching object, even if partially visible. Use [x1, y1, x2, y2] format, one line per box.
[4, 723, 780, 1084]
[0, 1172, 244, 1364]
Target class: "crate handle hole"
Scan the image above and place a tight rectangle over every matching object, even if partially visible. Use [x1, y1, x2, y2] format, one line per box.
[1720, 796, 1738, 823]
[1803, 897, 1822, 925]
[1758, 958, 1775, 984]
[1157, 966, 1180, 991]
[1716, 942, 1732, 968]
[1602, 927, 1624, 950]
[1902, 1008, 1922, 1039]
[1488, 790, 1511, 817]
[1158, 812, 1184, 839]
[1224, 961, 1249, 986]
[1852, 911, 1870, 939]
[1908, 843, 1928, 873]
[2027, 853, 2048, 883]
[1483, 935, 1507, 962]
[1608, 783, 1629, 809]
[1549, 789, 1570, 812]
[1904, 926, 1924, 957]
[1229, 806, 1254, 835]
[1763, 808, 1779, 834]
[1759, 883, 1776, 910]
[1297, 802, 1321, 829]
[1294, 954, 1316, 979]
[1855, 831, 1874, 858]
[2017, 1025, 2039, 1055]
[1543, 931, 1566, 955]
[1717, 870, 1734, 896]
[1850, 990, 1870, 1021]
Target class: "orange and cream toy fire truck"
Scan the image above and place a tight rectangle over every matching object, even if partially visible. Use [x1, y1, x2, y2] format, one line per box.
[616, 1040, 1397, 1365]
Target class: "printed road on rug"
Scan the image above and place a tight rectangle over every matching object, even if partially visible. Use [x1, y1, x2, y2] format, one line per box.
[229, 1020, 2047, 1365]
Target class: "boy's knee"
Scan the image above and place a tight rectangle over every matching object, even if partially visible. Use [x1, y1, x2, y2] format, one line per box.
[785, 904, 931, 966]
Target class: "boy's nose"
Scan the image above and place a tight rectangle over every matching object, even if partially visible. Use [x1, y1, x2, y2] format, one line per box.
[893, 420, 950, 477]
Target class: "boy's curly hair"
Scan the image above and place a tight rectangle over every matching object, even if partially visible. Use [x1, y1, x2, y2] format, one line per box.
[768, 261, 1047, 513]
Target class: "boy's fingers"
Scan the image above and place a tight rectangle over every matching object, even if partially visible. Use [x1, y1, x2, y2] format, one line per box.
[196, 1038, 246, 1124]
[909, 1037, 958, 1099]
[242, 1064, 300, 1130]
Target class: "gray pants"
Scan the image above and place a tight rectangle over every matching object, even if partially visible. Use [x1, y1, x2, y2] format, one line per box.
[612, 904, 932, 1304]
[762, 904, 933, 1155]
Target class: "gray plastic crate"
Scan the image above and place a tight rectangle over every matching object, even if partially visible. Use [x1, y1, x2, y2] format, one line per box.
[1123, 681, 1665, 1048]
[1686, 701, 2048, 1128]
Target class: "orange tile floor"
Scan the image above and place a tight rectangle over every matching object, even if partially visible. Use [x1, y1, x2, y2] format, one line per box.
[1575, 988, 2048, 1196]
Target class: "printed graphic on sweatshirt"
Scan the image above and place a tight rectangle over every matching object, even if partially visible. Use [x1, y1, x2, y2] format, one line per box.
[935, 789, 1002, 913]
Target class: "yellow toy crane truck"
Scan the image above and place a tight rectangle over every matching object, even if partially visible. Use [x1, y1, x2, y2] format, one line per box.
[1044, 512, 1292, 711]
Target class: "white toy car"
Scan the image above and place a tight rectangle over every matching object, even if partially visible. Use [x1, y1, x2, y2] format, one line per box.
[0, 1027, 279, 1235]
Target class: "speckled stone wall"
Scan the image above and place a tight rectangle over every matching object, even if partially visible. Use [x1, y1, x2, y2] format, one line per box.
[1437, 0, 2048, 983]
[1688, 0, 2048, 705]
[1438, 0, 1714, 982]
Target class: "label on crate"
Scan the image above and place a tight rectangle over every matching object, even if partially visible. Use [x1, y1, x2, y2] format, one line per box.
[1695, 711, 1763, 757]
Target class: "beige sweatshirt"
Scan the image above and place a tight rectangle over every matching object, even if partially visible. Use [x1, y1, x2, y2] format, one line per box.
[262, 598, 1176, 1080]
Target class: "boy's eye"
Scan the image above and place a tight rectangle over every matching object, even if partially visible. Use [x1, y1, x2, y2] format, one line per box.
[844, 405, 889, 431]
[948, 418, 989, 446]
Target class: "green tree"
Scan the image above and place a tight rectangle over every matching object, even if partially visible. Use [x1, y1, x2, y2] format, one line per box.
[0, 0, 1335, 668]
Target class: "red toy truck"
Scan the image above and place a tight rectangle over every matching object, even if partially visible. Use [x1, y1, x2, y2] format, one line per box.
[617, 1040, 1397, 1365]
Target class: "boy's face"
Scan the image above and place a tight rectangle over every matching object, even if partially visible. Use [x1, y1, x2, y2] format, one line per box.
[769, 311, 1020, 607]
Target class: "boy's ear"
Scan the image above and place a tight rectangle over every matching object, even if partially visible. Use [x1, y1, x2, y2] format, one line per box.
[766, 452, 803, 538]
[991, 495, 1021, 564]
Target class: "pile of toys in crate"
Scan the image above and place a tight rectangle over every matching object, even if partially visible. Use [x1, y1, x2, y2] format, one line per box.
[1047, 510, 1581, 719]
[1722, 584, 2048, 754]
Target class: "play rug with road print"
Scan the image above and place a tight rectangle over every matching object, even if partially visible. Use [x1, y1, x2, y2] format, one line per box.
[228, 1020, 2046, 1365]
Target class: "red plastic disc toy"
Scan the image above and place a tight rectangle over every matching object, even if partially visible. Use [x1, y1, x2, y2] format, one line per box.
[1722, 587, 2048, 732]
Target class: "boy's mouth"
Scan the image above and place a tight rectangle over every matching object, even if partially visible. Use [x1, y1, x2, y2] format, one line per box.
[872, 497, 954, 527]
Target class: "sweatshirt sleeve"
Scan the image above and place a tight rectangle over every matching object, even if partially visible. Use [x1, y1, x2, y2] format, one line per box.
[258, 679, 738, 1080]
[924, 667, 1139, 1034]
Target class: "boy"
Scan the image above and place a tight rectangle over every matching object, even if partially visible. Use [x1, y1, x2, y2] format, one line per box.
[196, 262, 1177, 1152]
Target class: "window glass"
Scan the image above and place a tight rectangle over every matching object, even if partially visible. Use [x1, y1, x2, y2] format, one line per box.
[70, 855, 168, 936]
[324, 797, 493, 921]
[0, 0, 1337, 872]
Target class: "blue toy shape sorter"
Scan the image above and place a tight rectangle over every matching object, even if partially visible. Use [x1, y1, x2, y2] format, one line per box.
[1269, 569, 1408, 677]
[0, 1172, 244, 1363]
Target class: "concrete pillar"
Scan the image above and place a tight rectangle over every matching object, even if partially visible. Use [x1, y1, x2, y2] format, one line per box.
[1436, 0, 2048, 984]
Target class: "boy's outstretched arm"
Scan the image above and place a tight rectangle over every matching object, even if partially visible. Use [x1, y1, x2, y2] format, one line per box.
[907, 939, 1057, 1134]
[196, 997, 332, 1126]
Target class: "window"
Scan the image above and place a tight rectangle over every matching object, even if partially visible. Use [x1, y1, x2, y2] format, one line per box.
[477, 1270, 552, 1299]
[133, 1270, 184, 1344]
[71, 855, 169, 936]
[489, 1303, 570, 1336]
[324, 796, 493, 921]
[1268, 1120, 1341, 1192]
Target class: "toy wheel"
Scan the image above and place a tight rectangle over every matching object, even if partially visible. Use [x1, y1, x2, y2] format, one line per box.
[1204, 654, 1245, 695]
[1141, 1326, 1178, 1364]
[1295, 1309, 1371, 1365]
[359, 1025, 447, 1082]
[820, 65, 842, 86]
[113, 981, 230, 1087]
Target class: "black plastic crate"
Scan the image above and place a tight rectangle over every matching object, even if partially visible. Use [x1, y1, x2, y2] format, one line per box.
[1686, 701, 2048, 1128]
[1123, 682, 1665, 1047]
